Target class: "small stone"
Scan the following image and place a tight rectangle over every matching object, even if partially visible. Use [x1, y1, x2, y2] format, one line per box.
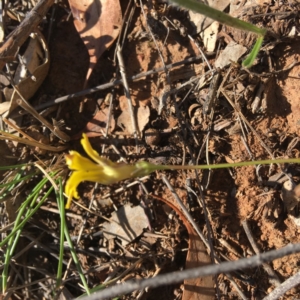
[145, 128, 161, 146]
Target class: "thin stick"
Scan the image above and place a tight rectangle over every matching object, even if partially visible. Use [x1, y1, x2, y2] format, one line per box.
[161, 175, 210, 249]
[0, 130, 67, 152]
[3, 117, 38, 142]
[16, 99, 70, 142]
[26, 55, 205, 112]
[263, 271, 300, 300]
[221, 89, 275, 159]
[78, 243, 300, 300]
[116, 46, 140, 145]
[242, 220, 281, 287]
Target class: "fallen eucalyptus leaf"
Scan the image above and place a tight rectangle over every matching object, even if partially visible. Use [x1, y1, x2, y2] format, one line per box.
[68, 0, 122, 83]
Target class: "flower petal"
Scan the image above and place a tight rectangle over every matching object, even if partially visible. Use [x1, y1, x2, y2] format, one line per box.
[81, 133, 115, 166]
[65, 134, 156, 208]
[65, 164, 142, 208]
[65, 169, 104, 209]
[65, 151, 101, 171]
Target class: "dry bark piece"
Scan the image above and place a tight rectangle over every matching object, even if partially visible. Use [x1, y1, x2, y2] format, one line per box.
[68, 0, 122, 83]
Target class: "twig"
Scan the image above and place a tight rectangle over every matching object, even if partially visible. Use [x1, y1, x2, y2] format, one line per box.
[221, 89, 275, 159]
[0, 0, 54, 69]
[16, 99, 70, 142]
[0, 130, 67, 152]
[158, 75, 202, 114]
[79, 243, 300, 300]
[100, 176, 150, 200]
[161, 177, 247, 299]
[27, 55, 206, 112]
[262, 271, 300, 300]
[218, 238, 241, 258]
[3, 117, 39, 142]
[116, 45, 140, 146]
[114, 0, 135, 56]
[203, 71, 220, 115]
[242, 220, 281, 287]
[161, 175, 210, 249]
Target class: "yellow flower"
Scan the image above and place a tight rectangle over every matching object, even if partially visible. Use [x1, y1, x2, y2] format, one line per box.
[64, 134, 152, 209]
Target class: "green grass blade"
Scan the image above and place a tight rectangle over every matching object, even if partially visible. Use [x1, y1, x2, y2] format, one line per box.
[242, 36, 264, 67]
[0, 172, 36, 189]
[2, 184, 54, 291]
[0, 176, 51, 248]
[170, 0, 267, 68]
[63, 206, 90, 295]
[0, 169, 26, 200]
[171, 0, 266, 36]
[56, 178, 65, 290]
[0, 163, 33, 171]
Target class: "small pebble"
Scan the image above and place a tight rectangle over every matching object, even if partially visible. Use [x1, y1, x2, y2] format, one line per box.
[145, 128, 161, 146]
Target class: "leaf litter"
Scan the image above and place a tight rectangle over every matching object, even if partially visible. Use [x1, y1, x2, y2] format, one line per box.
[1, 0, 300, 299]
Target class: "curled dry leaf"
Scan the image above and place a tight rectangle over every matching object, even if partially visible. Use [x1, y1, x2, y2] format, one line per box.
[68, 0, 122, 83]
[1, 31, 49, 116]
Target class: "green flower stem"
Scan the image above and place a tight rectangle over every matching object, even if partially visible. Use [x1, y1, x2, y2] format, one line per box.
[137, 158, 300, 175]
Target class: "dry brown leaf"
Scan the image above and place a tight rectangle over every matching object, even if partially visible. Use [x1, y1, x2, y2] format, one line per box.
[151, 194, 215, 299]
[215, 41, 247, 69]
[68, 0, 122, 83]
[83, 107, 115, 137]
[2, 31, 49, 117]
[102, 204, 149, 246]
[117, 106, 150, 134]
[183, 232, 215, 300]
